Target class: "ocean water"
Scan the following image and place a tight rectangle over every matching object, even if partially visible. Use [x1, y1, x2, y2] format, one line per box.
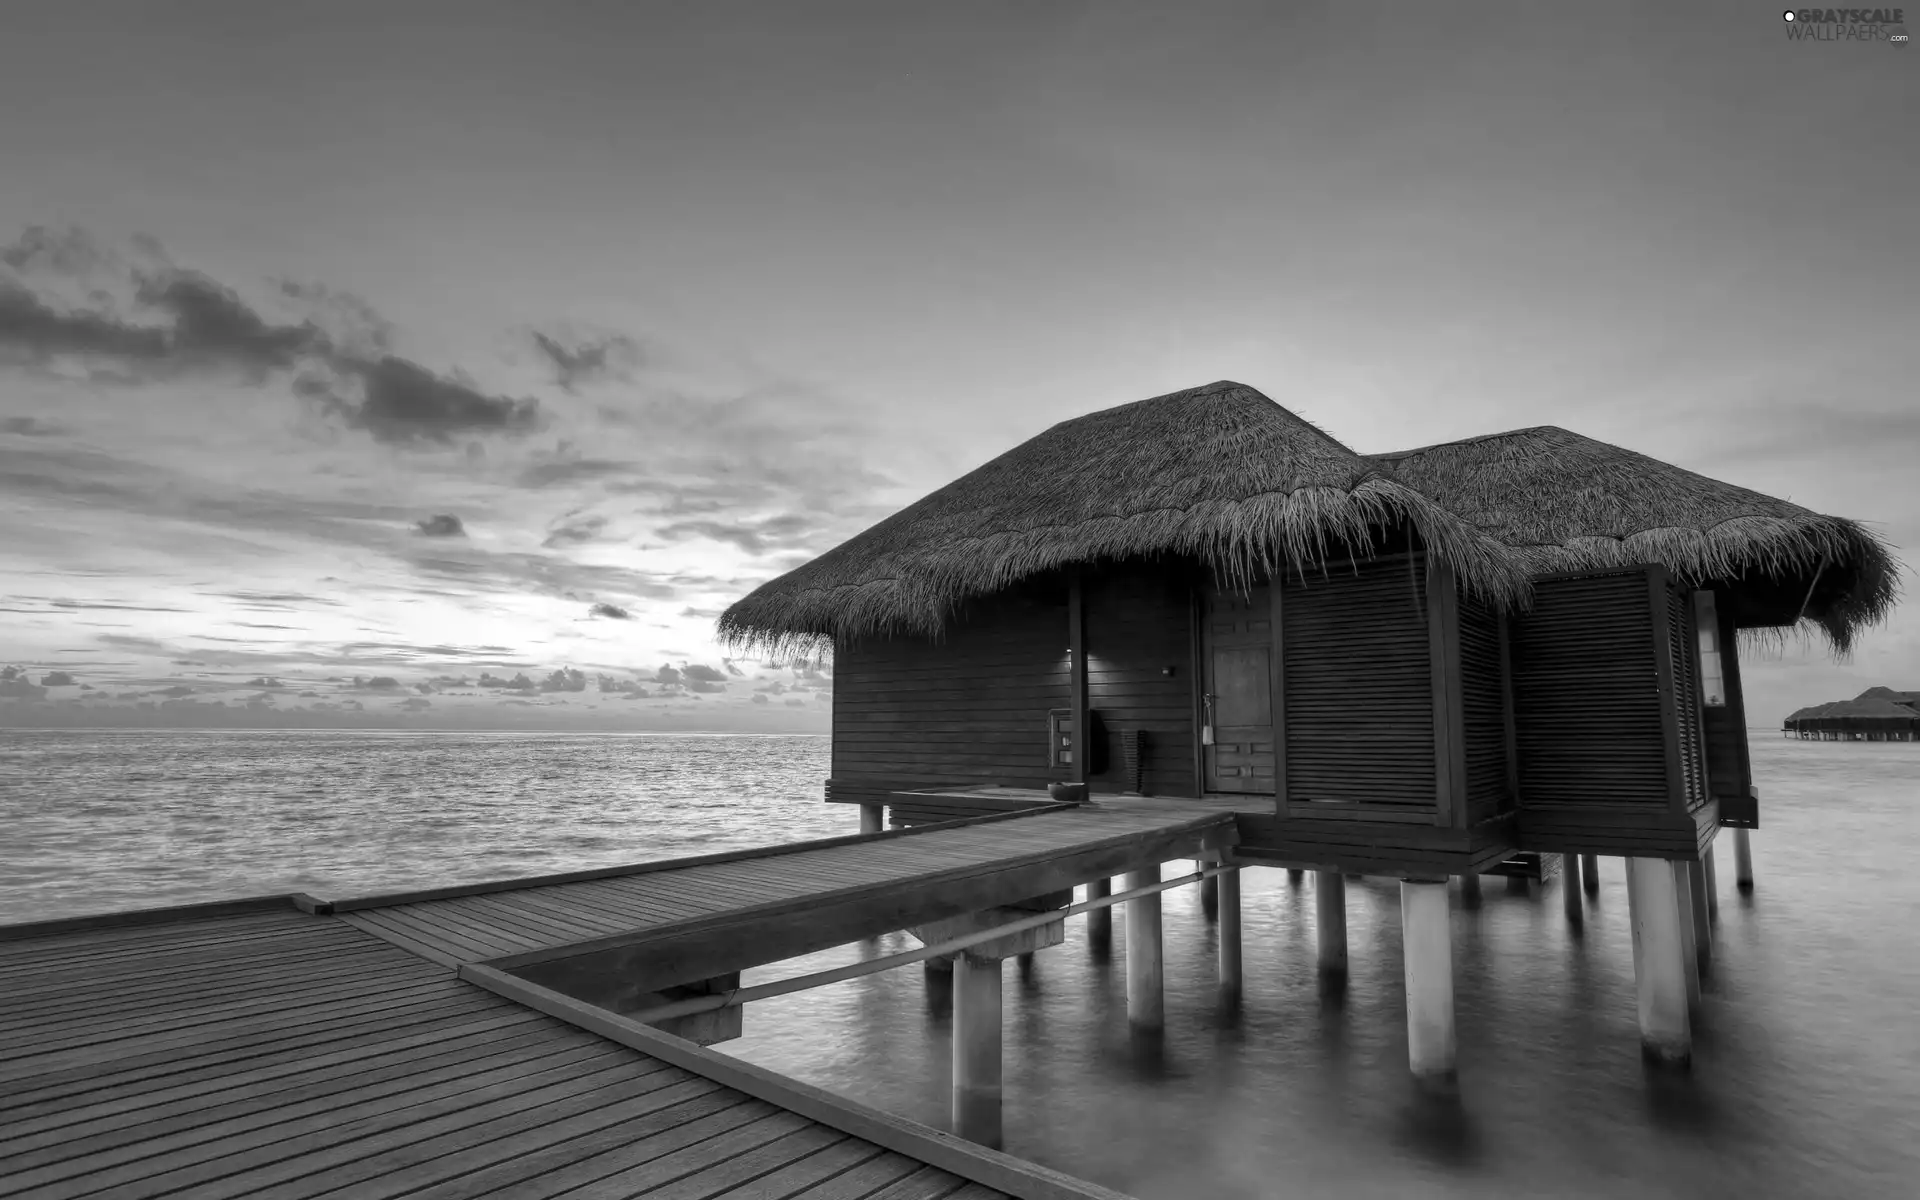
[2, 729, 1915, 1198]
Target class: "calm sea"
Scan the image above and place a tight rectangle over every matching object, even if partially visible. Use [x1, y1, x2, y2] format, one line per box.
[2, 729, 1915, 1198]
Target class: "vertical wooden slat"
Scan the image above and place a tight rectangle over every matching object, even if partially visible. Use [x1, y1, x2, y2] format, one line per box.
[1270, 574, 1289, 818]
[1069, 573, 1088, 786]
[1497, 609, 1521, 811]
[1647, 566, 1690, 818]
[1427, 563, 1464, 828]
[1189, 576, 1206, 799]
[1716, 589, 1756, 826]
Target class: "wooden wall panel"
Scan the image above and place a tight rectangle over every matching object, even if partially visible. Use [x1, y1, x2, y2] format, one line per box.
[1280, 556, 1437, 813]
[830, 586, 1068, 813]
[1703, 589, 1757, 826]
[1457, 594, 1513, 824]
[1083, 562, 1198, 796]
[1511, 570, 1669, 810]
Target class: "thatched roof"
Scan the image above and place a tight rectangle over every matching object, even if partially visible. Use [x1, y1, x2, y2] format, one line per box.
[1372, 426, 1902, 655]
[1786, 698, 1919, 725]
[720, 381, 1533, 657]
[1855, 686, 1920, 710]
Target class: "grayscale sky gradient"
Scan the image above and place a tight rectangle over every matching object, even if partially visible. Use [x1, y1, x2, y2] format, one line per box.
[1, 0, 1913, 730]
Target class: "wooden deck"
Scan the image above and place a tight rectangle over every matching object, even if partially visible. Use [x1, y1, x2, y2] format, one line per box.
[330, 795, 1250, 998]
[0, 795, 1259, 1200]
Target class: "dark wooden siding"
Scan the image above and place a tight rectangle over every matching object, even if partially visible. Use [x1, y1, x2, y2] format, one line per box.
[1664, 582, 1711, 812]
[1703, 589, 1756, 826]
[1280, 555, 1437, 813]
[830, 584, 1068, 818]
[1457, 594, 1512, 824]
[1511, 570, 1669, 809]
[1084, 563, 1197, 797]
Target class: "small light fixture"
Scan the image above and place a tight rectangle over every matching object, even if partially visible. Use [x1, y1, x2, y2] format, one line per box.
[1162, 666, 1176, 677]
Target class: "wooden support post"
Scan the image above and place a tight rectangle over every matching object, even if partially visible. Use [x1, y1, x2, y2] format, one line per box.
[1674, 861, 1702, 1009]
[1702, 846, 1720, 921]
[1459, 873, 1482, 906]
[1400, 878, 1456, 1085]
[1288, 868, 1304, 885]
[1562, 853, 1583, 922]
[1733, 828, 1754, 891]
[951, 952, 1003, 1148]
[1582, 854, 1601, 896]
[1687, 859, 1713, 968]
[858, 804, 884, 836]
[1316, 870, 1347, 979]
[1126, 862, 1164, 1030]
[1199, 860, 1219, 921]
[1086, 877, 1112, 955]
[1626, 857, 1692, 1066]
[1217, 865, 1242, 1004]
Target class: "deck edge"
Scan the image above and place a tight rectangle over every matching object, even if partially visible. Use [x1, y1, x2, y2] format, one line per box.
[458, 961, 1141, 1200]
[0, 892, 328, 940]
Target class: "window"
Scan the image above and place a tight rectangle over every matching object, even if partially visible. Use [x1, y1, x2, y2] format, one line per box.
[1692, 590, 1727, 707]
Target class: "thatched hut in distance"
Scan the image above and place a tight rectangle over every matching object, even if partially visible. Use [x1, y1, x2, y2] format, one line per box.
[722, 381, 1899, 880]
[1785, 693, 1920, 740]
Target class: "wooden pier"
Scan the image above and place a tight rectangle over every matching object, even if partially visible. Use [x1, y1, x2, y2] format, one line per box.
[0, 795, 1253, 1200]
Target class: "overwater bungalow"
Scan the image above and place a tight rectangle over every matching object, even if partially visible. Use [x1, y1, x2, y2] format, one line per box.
[720, 379, 1898, 1078]
[1784, 693, 1920, 740]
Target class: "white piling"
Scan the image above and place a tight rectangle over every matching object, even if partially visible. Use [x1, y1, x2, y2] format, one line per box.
[1400, 878, 1457, 1085]
[1626, 856, 1692, 1066]
[1126, 863, 1164, 1030]
[1733, 827, 1754, 891]
[951, 952, 1003, 1147]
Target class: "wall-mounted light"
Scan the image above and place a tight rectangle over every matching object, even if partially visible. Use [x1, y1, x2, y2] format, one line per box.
[1161, 666, 1176, 677]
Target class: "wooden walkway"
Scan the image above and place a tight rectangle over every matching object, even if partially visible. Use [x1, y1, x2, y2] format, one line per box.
[331, 796, 1248, 995]
[0, 795, 1254, 1200]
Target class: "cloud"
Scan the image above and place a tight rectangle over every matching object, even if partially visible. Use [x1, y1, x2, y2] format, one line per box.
[543, 511, 609, 549]
[478, 672, 538, 691]
[301, 355, 542, 446]
[1, 416, 65, 437]
[590, 602, 631, 620]
[596, 674, 650, 696]
[400, 696, 432, 710]
[654, 665, 682, 686]
[751, 693, 769, 705]
[682, 663, 727, 683]
[656, 513, 819, 556]
[154, 685, 194, 698]
[539, 667, 587, 693]
[0, 667, 48, 700]
[39, 671, 75, 686]
[784, 697, 806, 707]
[246, 676, 284, 688]
[414, 514, 467, 538]
[354, 675, 402, 690]
[0, 227, 544, 448]
[722, 659, 744, 677]
[530, 329, 642, 393]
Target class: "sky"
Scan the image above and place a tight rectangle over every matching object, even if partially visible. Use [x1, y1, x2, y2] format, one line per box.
[1, 0, 1914, 732]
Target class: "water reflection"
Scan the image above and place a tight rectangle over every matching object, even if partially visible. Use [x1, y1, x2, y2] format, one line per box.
[726, 739, 1920, 1198]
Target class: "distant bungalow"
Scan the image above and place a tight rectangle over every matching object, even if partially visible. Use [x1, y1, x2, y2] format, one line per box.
[1785, 688, 1920, 741]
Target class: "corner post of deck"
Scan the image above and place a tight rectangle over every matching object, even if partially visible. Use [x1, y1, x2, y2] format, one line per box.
[1562, 853, 1584, 923]
[858, 803, 885, 835]
[1198, 859, 1220, 922]
[1581, 853, 1601, 896]
[1626, 856, 1692, 1067]
[1086, 876, 1113, 956]
[1126, 862, 1164, 1030]
[1216, 859, 1242, 1005]
[952, 951, 1004, 1148]
[1399, 876, 1456, 1087]
[1733, 827, 1754, 891]
[1687, 858, 1713, 965]
[1316, 869, 1348, 980]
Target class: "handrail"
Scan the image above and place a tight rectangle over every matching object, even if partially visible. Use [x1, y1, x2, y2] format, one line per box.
[627, 862, 1236, 1024]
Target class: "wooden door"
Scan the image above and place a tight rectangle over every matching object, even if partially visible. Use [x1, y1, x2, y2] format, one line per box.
[1202, 585, 1276, 793]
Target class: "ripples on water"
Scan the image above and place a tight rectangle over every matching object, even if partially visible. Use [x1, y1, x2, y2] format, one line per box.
[1, 730, 1914, 1197]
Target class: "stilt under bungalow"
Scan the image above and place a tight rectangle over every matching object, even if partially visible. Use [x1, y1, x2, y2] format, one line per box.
[1703, 847, 1720, 921]
[1734, 826, 1755, 891]
[1627, 856, 1693, 1067]
[1459, 872, 1482, 905]
[1085, 876, 1112, 955]
[1316, 870, 1348, 981]
[1400, 877, 1457, 1087]
[1216, 861, 1242, 1006]
[1127, 863, 1164, 1031]
[1687, 858, 1713, 967]
[1582, 853, 1601, 896]
[1563, 853, 1584, 922]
